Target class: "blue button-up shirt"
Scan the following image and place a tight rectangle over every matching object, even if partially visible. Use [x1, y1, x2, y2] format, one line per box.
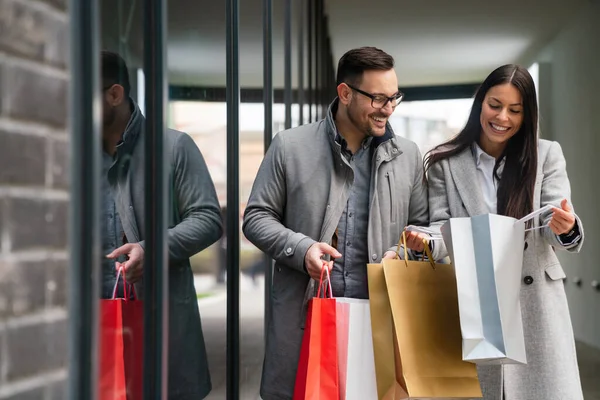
[330, 134, 372, 299]
[101, 151, 126, 298]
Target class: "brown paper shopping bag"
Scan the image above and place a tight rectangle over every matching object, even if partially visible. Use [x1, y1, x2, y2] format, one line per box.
[367, 261, 404, 400]
[369, 234, 482, 399]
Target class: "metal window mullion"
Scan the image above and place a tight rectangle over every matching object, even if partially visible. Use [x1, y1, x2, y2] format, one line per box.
[284, 0, 292, 129]
[297, 0, 305, 125]
[314, 0, 323, 120]
[262, 0, 274, 348]
[307, 0, 313, 122]
[67, 0, 101, 398]
[226, 0, 241, 398]
[143, 0, 169, 397]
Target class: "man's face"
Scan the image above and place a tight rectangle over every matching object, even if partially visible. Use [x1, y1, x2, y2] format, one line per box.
[345, 69, 399, 137]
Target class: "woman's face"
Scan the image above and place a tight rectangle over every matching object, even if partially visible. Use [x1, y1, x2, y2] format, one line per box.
[479, 83, 524, 155]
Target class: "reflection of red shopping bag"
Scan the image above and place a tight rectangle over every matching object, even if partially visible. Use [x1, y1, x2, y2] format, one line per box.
[99, 268, 144, 400]
[293, 268, 340, 400]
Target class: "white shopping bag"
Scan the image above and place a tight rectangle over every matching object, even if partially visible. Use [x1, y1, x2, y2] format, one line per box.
[441, 213, 527, 365]
[335, 298, 378, 400]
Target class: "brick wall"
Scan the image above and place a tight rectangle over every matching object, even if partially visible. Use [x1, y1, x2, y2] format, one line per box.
[0, 0, 70, 399]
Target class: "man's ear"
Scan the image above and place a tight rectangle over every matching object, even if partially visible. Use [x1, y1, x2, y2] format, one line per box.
[337, 83, 352, 106]
[106, 84, 126, 106]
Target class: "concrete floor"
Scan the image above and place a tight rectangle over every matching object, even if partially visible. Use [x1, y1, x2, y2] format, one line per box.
[195, 275, 600, 400]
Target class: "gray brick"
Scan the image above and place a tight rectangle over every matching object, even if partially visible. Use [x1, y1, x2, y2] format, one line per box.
[41, 0, 68, 12]
[3, 387, 46, 400]
[6, 198, 68, 251]
[0, 131, 47, 186]
[0, 261, 46, 319]
[6, 318, 68, 381]
[0, 328, 5, 383]
[0, 0, 68, 68]
[0, 63, 4, 116]
[46, 259, 67, 309]
[50, 140, 69, 190]
[0, 198, 5, 243]
[4, 65, 67, 128]
[47, 379, 67, 400]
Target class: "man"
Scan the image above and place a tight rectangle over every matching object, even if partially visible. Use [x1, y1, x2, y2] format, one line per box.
[242, 47, 430, 399]
[100, 51, 222, 399]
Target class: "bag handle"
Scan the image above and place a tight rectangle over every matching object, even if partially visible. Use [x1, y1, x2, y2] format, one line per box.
[397, 231, 436, 269]
[316, 262, 333, 298]
[111, 266, 138, 300]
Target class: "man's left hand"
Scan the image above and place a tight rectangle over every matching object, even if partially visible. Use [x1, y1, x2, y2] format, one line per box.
[107, 243, 145, 283]
[402, 230, 430, 253]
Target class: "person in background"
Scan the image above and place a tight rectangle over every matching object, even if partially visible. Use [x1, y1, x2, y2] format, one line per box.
[100, 50, 222, 399]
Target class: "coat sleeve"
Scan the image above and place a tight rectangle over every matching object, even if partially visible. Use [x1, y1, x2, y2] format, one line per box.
[407, 146, 430, 227]
[538, 141, 584, 252]
[242, 133, 315, 273]
[387, 144, 430, 258]
[427, 160, 451, 260]
[140, 133, 223, 263]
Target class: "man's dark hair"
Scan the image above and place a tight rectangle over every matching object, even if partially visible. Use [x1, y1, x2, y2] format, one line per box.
[101, 50, 131, 97]
[335, 46, 395, 86]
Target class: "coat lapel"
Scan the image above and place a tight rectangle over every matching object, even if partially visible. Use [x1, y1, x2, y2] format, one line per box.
[448, 147, 488, 217]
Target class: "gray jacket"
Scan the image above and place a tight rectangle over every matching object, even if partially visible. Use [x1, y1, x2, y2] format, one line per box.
[242, 99, 429, 399]
[109, 102, 222, 399]
[427, 139, 584, 399]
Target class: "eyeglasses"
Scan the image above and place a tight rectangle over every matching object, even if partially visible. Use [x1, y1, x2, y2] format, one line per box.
[346, 84, 404, 109]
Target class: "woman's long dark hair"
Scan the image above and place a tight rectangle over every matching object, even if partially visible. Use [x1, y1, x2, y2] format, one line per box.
[424, 64, 538, 221]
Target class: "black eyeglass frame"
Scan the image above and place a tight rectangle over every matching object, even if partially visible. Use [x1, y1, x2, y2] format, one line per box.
[346, 83, 404, 109]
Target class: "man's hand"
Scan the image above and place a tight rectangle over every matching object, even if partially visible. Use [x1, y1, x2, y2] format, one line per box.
[402, 230, 430, 253]
[549, 199, 576, 235]
[304, 242, 342, 281]
[107, 243, 145, 284]
[383, 251, 398, 260]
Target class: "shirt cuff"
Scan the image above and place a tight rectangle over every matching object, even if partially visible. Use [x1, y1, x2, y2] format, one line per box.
[557, 221, 582, 246]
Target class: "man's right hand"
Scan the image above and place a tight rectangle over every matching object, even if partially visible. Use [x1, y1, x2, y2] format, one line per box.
[304, 242, 342, 281]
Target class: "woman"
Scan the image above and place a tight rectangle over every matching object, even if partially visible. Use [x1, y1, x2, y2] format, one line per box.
[418, 64, 585, 399]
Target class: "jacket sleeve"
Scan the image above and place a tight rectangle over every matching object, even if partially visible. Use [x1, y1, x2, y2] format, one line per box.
[427, 160, 451, 260]
[140, 133, 223, 263]
[387, 145, 431, 258]
[242, 133, 315, 273]
[539, 141, 584, 252]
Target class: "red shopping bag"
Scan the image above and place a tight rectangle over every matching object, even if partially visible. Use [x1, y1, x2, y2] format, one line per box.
[99, 268, 144, 400]
[293, 267, 340, 400]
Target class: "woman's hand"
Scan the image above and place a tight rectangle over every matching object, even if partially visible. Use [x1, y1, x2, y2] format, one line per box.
[549, 199, 576, 235]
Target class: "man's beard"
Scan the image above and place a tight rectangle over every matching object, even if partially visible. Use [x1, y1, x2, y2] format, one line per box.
[347, 102, 386, 137]
[103, 106, 117, 129]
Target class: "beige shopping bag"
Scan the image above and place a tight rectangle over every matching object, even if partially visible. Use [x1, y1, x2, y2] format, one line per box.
[369, 234, 482, 399]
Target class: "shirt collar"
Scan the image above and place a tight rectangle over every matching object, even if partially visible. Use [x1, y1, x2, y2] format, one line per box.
[472, 142, 505, 167]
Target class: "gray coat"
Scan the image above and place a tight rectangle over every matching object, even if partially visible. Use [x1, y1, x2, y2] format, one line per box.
[242, 99, 429, 400]
[108, 102, 223, 399]
[428, 139, 584, 400]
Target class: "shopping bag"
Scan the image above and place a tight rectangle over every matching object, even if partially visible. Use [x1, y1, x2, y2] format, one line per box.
[335, 298, 377, 400]
[367, 262, 404, 400]
[99, 268, 144, 400]
[441, 213, 527, 365]
[375, 233, 482, 399]
[293, 267, 339, 400]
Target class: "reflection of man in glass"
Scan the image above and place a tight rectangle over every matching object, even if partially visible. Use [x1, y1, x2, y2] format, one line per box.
[243, 47, 430, 399]
[100, 51, 222, 399]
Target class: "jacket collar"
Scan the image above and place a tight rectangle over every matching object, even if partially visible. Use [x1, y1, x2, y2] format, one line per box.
[115, 98, 144, 158]
[449, 145, 488, 216]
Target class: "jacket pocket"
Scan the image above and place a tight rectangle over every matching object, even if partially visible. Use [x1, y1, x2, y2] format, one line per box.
[386, 171, 397, 223]
[545, 264, 566, 281]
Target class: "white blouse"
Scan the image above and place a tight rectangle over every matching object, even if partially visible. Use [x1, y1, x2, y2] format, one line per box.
[472, 143, 505, 214]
